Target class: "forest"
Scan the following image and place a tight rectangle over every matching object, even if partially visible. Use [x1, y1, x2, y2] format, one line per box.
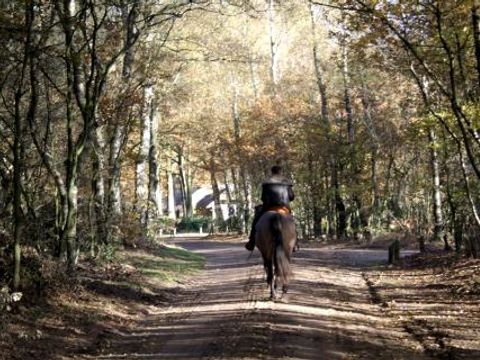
[1, 0, 480, 358]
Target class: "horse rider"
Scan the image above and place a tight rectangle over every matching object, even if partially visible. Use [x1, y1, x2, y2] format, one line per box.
[245, 165, 295, 251]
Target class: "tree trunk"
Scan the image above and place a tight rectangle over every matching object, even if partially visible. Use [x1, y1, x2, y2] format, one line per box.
[210, 158, 223, 227]
[428, 128, 445, 243]
[147, 105, 162, 224]
[333, 161, 347, 239]
[167, 164, 176, 219]
[108, 123, 123, 217]
[231, 85, 250, 233]
[106, 2, 139, 218]
[360, 73, 378, 228]
[65, 154, 79, 270]
[13, 89, 23, 291]
[268, 0, 278, 96]
[472, 0, 480, 89]
[177, 149, 193, 218]
[309, 0, 330, 132]
[240, 167, 250, 234]
[92, 124, 106, 245]
[12, 0, 38, 288]
[340, 23, 354, 145]
[135, 82, 153, 224]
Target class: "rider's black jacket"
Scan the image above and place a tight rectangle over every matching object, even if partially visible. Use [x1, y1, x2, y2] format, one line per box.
[261, 175, 295, 209]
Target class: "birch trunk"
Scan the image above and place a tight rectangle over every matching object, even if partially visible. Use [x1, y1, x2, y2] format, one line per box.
[147, 106, 162, 223]
[428, 129, 445, 243]
[108, 124, 123, 216]
[268, 0, 278, 96]
[92, 124, 106, 244]
[167, 164, 176, 219]
[63, 0, 80, 270]
[135, 83, 153, 224]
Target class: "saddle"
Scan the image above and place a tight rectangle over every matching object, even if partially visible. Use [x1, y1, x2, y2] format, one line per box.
[266, 206, 291, 216]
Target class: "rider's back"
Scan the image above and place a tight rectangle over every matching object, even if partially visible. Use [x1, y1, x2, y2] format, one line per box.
[261, 174, 295, 209]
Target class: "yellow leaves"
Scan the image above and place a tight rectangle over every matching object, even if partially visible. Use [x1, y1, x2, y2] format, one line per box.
[462, 102, 480, 129]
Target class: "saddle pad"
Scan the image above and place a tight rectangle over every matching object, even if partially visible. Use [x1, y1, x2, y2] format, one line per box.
[267, 206, 290, 215]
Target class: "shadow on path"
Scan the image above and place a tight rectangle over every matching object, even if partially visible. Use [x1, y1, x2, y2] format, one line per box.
[84, 238, 458, 359]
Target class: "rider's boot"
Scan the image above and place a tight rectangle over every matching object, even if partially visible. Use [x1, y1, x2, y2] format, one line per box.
[245, 231, 255, 251]
[245, 205, 263, 251]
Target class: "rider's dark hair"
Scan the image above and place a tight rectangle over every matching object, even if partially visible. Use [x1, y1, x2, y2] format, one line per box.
[271, 165, 282, 175]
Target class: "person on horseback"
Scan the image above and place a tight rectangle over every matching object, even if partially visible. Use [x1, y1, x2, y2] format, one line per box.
[245, 165, 295, 251]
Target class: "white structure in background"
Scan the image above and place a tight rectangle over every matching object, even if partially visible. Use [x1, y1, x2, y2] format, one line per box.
[192, 184, 235, 220]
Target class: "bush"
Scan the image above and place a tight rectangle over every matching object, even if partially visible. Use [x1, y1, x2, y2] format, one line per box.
[176, 216, 211, 232]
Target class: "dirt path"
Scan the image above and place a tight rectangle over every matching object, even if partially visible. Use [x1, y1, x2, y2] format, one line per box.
[85, 238, 445, 359]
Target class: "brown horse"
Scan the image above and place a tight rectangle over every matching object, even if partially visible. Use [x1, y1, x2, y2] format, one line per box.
[255, 209, 296, 300]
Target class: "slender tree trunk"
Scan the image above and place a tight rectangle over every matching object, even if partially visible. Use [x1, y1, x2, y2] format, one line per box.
[13, 0, 38, 288]
[135, 82, 153, 224]
[13, 91, 23, 291]
[167, 164, 176, 219]
[459, 147, 480, 227]
[360, 74, 378, 228]
[108, 123, 123, 217]
[177, 150, 193, 218]
[428, 129, 445, 243]
[370, 147, 378, 225]
[333, 161, 347, 239]
[472, 0, 480, 89]
[340, 24, 354, 145]
[222, 165, 232, 204]
[107, 3, 139, 218]
[240, 168, 250, 234]
[92, 124, 106, 245]
[147, 106, 162, 223]
[210, 158, 223, 226]
[309, 1, 330, 132]
[231, 84, 250, 233]
[307, 152, 322, 237]
[268, 0, 278, 96]
[63, 0, 80, 270]
[443, 131, 458, 251]
[65, 153, 79, 270]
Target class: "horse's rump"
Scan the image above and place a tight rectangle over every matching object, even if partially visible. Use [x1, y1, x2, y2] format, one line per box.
[255, 210, 296, 298]
[255, 210, 296, 254]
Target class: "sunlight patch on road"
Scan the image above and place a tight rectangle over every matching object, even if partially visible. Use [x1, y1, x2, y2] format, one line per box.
[146, 300, 391, 325]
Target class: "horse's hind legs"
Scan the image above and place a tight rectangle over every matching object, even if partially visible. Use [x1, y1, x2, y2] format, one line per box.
[270, 280, 277, 300]
[265, 261, 277, 300]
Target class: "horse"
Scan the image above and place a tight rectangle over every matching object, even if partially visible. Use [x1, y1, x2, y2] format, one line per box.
[254, 208, 296, 300]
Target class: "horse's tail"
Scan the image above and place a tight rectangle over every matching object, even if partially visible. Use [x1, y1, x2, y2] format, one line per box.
[271, 213, 291, 283]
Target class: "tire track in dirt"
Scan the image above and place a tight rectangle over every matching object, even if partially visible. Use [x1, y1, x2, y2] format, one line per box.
[84, 239, 435, 359]
[200, 264, 267, 359]
[362, 272, 455, 359]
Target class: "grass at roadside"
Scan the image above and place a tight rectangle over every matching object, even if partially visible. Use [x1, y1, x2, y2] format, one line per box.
[127, 245, 205, 284]
[0, 242, 205, 360]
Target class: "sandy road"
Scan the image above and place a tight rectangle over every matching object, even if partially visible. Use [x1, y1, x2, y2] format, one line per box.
[92, 238, 431, 359]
